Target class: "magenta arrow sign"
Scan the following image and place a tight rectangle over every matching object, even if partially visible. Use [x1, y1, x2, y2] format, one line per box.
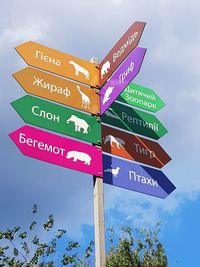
[100, 47, 146, 114]
[9, 125, 102, 177]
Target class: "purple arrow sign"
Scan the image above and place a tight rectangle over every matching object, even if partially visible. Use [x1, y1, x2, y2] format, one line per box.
[9, 125, 103, 177]
[103, 154, 175, 199]
[100, 47, 147, 115]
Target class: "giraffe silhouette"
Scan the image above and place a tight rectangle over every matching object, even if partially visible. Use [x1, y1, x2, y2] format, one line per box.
[76, 85, 91, 109]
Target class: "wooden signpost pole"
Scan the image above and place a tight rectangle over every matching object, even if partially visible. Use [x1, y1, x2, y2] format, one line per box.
[93, 175, 106, 267]
[91, 56, 106, 267]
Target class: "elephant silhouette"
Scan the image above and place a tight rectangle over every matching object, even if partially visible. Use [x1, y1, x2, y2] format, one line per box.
[66, 115, 90, 134]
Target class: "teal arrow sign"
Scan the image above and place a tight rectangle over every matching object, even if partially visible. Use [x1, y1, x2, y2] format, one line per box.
[11, 95, 101, 145]
[117, 83, 165, 112]
[102, 102, 167, 140]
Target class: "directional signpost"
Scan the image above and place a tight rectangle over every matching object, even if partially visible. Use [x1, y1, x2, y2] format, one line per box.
[15, 41, 99, 87]
[103, 154, 175, 199]
[10, 21, 175, 267]
[102, 102, 167, 140]
[102, 125, 171, 168]
[99, 21, 146, 87]
[9, 125, 102, 177]
[11, 95, 101, 145]
[117, 83, 165, 112]
[100, 47, 146, 114]
[13, 67, 100, 115]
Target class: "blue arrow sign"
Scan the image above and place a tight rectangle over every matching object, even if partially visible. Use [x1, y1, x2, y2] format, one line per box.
[103, 154, 175, 199]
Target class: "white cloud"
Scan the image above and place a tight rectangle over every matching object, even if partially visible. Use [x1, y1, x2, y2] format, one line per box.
[1, 0, 200, 239]
[110, 0, 126, 6]
[0, 15, 49, 52]
[104, 183, 200, 230]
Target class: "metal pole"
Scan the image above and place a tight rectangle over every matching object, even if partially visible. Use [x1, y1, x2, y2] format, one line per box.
[93, 175, 106, 267]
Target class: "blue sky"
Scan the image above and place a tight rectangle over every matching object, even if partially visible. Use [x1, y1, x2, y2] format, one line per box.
[0, 0, 200, 266]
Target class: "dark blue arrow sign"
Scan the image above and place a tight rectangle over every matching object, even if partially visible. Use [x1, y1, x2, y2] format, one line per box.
[103, 154, 175, 199]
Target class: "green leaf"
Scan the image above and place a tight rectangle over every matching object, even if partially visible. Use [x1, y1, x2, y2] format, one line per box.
[0, 247, 5, 256]
[0, 231, 3, 239]
[85, 240, 94, 258]
[66, 241, 80, 252]
[56, 229, 66, 239]
[21, 242, 29, 255]
[46, 238, 57, 256]
[32, 204, 37, 214]
[30, 221, 37, 231]
[32, 235, 40, 245]
[4, 229, 14, 240]
[13, 248, 18, 257]
[13, 226, 20, 235]
[19, 232, 27, 239]
[43, 215, 54, 231]
[62, 254, 75, 265]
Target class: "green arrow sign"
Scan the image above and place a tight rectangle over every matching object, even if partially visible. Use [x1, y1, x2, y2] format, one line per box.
[102, 102, 167, 140]
[12, 95, 101, 145]
[117, 83, 165, 112]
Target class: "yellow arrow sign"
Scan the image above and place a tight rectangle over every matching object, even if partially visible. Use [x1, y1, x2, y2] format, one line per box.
[15, 41, 99, 88]
[13, 67, 100, 115]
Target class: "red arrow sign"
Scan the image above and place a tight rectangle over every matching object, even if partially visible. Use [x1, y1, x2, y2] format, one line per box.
[102, 125, 171, 168]
[99, 21, 146, 87]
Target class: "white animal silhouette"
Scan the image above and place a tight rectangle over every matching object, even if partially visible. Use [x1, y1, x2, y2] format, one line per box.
[66, 151, 91, 165]
[66, 115, 90, 134]
[69, 60, 90, 80]
[103, 86, 114, 105]
[104, 110, 119, 120]
[104, 167, 120, 177]
[76, 85, 91, 109]
[101, 61, 110, 79]
[104, 135, 125, 149]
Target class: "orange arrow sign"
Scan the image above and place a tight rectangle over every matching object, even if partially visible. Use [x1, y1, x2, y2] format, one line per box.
[13, 67, 100, 115]
[15, 41, 99, 88]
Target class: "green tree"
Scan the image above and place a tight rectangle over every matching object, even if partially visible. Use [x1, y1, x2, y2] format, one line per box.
[0, 204, 94, 267]
[106, 223, 168, 267]
[0, 205, 168, 266]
